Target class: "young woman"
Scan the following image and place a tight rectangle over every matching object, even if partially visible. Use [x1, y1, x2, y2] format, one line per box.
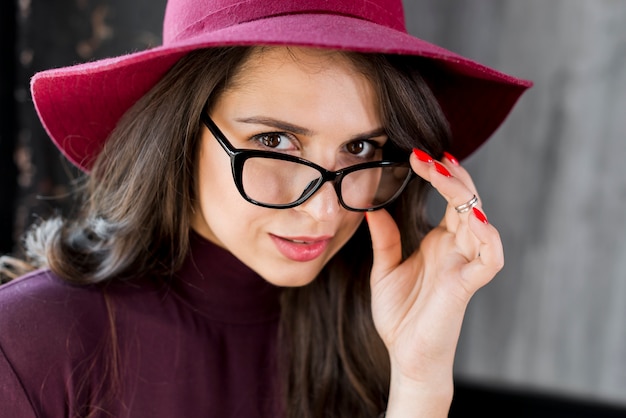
[0, 1, 531, 417]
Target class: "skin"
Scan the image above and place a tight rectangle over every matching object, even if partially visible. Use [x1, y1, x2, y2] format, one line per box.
[192, 47, 380, 287]
[191, 46, 504, 416]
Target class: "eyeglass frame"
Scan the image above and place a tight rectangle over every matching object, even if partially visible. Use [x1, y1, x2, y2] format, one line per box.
[200, 111, 415, 212]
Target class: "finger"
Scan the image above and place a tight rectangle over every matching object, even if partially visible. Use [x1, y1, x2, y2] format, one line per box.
[439, 155, 485, 228]
[364, 209, 402, 283]
[411, 150, 480, 237]
[441, 152, 478, 195]
[460, 208, 504, 292]
[411, 149, 476, 194]
[410, 149, 478, 212]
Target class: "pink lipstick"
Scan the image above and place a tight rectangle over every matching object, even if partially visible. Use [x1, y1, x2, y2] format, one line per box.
[269, 234, 331, 262]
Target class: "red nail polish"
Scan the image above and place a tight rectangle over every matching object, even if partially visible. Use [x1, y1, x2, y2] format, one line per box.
[413, 148, 433, 163]
[443, 152, 459, 166]
[472, 207, 488, 224]
[434, 161, 452, 177]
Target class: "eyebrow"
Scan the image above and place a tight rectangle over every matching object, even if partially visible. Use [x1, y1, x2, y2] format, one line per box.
[234, 116, 387, 141]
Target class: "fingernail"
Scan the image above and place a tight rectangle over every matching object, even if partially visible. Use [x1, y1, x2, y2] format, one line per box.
[413, 148, 433, 163]
[443, 152, 459, 166]
[434, 161, 452, 177]
[472, 207, 489, 224]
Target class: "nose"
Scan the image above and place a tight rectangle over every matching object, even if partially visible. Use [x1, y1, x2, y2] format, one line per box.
[296, 182, 342, 221]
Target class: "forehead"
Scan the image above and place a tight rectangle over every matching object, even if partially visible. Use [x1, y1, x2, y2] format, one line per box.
[225, 46, 376, 97]
[214, 46, 381, 124]
[235, 46, 363, 77]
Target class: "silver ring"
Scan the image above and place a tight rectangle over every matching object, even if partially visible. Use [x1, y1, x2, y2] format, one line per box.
[454, 194, 479, 213]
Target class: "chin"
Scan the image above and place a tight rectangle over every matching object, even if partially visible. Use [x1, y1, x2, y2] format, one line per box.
[259, 267, 321, 288]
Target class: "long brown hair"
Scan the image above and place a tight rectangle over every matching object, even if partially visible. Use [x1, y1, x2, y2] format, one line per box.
[22, 46, 450, 417]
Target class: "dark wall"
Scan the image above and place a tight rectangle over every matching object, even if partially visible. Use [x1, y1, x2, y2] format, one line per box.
[8, 0, 166, 255]
[449, 380, 626, 418]
[0, 0, 18, 253]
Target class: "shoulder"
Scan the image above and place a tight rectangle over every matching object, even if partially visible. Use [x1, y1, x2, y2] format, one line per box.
[0, 268, 117, 359]
[0, 267, 170, 339]
[0, 269, 110, 414]
[0, 268, 106, 327]
[0, 268, 168, 358]
[0, 269, 110, 356]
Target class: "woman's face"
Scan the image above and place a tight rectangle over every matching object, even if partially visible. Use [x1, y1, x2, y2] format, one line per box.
[191, 47, 385, 287]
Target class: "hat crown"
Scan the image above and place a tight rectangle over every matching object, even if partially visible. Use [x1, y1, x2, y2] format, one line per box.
[163, 0, 407, 44]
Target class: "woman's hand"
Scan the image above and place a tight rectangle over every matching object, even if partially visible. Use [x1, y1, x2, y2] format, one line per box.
[366, 150, 504, 417]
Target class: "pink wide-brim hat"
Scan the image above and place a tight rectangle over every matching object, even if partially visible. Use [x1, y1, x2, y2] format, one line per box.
[31, 0, 532, 172]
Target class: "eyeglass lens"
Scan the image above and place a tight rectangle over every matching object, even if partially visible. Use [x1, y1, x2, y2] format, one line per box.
[241, 156, 411, 210]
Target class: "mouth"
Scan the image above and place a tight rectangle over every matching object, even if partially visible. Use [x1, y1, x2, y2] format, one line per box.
[269, 234, 332, 262]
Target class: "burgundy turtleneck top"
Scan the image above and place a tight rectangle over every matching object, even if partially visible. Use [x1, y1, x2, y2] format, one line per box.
[0, 231, 283, 417]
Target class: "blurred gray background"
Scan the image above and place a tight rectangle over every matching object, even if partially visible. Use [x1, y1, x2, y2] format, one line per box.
[405, 0, 626, 407]
[3, 0, 626, 411]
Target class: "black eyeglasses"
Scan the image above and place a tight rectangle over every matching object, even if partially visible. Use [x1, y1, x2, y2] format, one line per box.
[201, 113, 414, 212]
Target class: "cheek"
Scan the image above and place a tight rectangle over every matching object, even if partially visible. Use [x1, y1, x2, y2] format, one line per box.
[192, 139, 246, 241]
[196, 132, 240, 205]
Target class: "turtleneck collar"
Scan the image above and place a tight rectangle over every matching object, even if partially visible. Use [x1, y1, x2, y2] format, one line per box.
[170, 230, 283, 324]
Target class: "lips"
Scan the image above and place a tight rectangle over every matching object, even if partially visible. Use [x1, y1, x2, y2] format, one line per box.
[269, 234, 331, 262]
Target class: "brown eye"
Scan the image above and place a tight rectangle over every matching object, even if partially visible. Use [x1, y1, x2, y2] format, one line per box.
[252, 132, 297, 151]
[345, 140, 380, 160]
[346, 141, 365, 155]
[261, 134, 282, 148]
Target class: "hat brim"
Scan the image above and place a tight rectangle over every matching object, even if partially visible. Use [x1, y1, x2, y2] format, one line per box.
[31, 13, 531, 171]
